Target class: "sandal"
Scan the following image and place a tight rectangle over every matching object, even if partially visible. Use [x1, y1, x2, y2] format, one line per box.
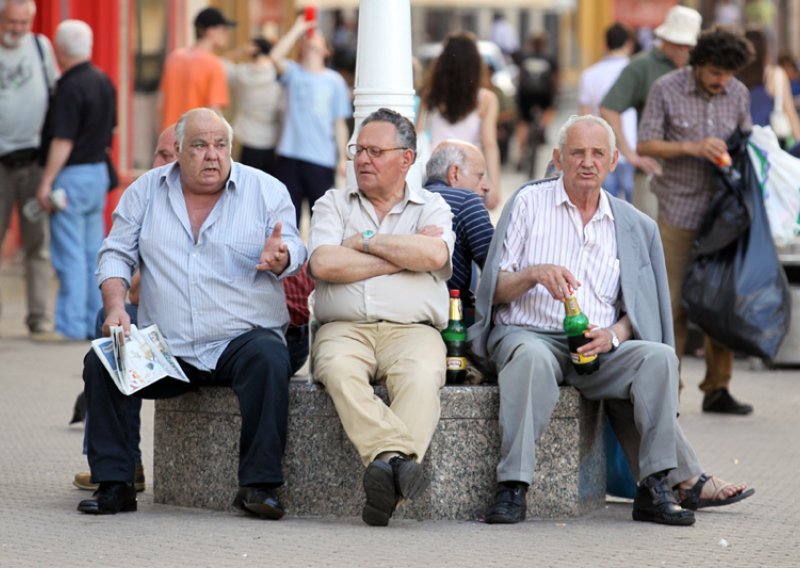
[676, 473, 755, 511]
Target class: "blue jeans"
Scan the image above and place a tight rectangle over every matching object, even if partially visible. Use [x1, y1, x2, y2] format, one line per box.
[603, 161, 634, 203]
[50, 162, 108, 339]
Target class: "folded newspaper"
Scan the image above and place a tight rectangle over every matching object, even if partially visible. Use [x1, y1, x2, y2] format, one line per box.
[91, 324, 189, 395]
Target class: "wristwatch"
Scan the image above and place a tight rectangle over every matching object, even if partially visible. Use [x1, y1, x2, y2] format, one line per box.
[362, 229, 375, 253]
[608, 328, 620, 352]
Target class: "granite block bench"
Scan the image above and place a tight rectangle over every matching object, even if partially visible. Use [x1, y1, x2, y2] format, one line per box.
[153, 380, 606, 520]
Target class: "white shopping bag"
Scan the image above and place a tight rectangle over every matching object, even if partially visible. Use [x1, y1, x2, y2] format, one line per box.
[747, 125, 800, 247]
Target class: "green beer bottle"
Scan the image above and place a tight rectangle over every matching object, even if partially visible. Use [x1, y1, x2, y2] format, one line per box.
[442, 290, 467, 384]
[563, 291, 599, 375]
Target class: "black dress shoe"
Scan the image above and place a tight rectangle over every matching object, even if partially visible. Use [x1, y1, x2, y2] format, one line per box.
[77, 482, 137, 515]
[702, 389, 753, 415]
[362, 459, 397, 527]
[233, 487, 285, 520]
[633, 475, 695, 526]
[70, 392, 86, 424]
[389, 455, 429, 500]
[485, 482, 528, 524]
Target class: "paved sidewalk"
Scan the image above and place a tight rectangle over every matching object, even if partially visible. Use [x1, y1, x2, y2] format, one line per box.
[1, 253, 798, 568]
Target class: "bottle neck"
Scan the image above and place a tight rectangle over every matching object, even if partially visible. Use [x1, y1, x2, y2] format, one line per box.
[449, 297, 462, 321]
[563, 295, 582, 317]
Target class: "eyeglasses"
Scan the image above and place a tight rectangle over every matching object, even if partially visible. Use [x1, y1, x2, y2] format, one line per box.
[346, 144, 408, 160]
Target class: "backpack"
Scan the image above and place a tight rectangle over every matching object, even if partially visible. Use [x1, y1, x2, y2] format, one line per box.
[518, 55, 553, 98]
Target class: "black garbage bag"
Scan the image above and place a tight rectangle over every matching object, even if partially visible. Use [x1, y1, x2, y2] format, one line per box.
[682, 130, 791, 361]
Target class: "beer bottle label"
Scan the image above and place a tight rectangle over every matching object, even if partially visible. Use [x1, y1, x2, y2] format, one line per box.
[446, 356, 467, 371]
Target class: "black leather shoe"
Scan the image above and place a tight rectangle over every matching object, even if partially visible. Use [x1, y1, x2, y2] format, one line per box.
[485, 482, 527, 524]
[70, 392, 86, 424]
[389, 455, 429, 500]
[77, 482, 137, 515]
[233, 487, 285, 520]
[702, 389, 753, 415]
[362, 459, 397, 527]
[633, 475, 695, 526]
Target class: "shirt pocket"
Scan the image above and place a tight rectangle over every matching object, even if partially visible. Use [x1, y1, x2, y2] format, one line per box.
[591, 253, 621, 305]
[224, 227, 266, 283]
[668, 112, 704, 142]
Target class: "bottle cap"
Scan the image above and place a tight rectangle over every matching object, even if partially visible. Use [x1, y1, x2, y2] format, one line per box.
[449, 289, 460, 298]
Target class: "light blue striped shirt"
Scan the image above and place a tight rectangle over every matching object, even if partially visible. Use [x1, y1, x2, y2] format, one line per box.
[96, 162, 307, 371]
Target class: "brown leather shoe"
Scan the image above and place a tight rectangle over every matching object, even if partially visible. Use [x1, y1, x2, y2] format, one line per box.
[73, 464, 146, 492]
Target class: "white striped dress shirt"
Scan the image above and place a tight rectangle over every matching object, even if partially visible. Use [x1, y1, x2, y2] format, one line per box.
[494, 177, 621, 330]
[96, 162, 307, 371]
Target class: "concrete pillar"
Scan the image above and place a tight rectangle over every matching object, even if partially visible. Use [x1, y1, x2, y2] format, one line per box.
[347, 0, 422, 189]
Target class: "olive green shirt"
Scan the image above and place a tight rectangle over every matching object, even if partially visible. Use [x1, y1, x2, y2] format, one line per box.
[600, 48, 676, 121]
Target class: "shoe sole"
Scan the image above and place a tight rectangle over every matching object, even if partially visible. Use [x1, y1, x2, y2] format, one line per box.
[632, 509, 695, 526]
[243, 502, 285, 520]
[77, 500, 137, 514]
[484, 513, 522, 524]
[695, 487, 755, 510]
[394, 460, 429, 501]
[362, 463, 396, 527]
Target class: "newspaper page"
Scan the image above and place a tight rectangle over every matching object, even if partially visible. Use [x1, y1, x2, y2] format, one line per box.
[91, 324, 189, 395]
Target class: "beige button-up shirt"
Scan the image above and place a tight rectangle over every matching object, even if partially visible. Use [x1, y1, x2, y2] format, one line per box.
[309, 183, 455, 329]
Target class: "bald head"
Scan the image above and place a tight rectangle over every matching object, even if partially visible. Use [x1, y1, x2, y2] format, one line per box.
[426, 140, 490, 201]
[152, 125, 177, 168]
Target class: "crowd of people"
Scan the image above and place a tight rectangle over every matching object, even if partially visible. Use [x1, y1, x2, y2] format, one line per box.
[7, 0, 792, 529]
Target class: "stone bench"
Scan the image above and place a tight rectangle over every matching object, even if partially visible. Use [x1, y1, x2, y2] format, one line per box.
[153, 380, 606, 520]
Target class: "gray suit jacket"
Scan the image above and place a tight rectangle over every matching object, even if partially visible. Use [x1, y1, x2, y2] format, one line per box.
[468, 178, 674, 366]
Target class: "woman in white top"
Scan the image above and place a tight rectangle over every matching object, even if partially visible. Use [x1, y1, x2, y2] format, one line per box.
[227, 37, 284, 175]
[418, 32, 501, 210]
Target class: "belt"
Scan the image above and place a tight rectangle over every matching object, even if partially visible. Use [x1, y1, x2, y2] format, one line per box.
[0, 148, 39, 168]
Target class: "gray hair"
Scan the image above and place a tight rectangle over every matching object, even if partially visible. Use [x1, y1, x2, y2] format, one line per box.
[361, 108, 417, 161]
[556, 114, 616, 156]
[175, 108, 234, 153]
[54, 20, 92, 61]
[425, 141, 467, 183]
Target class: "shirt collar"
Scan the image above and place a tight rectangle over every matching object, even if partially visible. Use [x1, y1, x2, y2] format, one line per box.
[555, 176, 615, 222]
[348, 182, 426, 207]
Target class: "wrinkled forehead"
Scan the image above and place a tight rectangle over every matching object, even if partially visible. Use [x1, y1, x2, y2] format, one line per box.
[356, 121, 397, 146]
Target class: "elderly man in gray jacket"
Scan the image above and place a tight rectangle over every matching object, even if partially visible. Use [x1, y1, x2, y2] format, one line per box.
[470, 114, 753, 526]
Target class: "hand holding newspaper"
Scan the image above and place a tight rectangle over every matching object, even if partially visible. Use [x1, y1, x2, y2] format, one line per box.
[91, 324, 189, 395]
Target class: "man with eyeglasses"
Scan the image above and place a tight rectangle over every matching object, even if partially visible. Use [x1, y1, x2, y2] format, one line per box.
[77, 108, 306, 520]
[308, 108, 455, 526]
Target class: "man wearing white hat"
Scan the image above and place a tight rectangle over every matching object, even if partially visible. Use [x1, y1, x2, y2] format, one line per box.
[600, 5, 702, 220]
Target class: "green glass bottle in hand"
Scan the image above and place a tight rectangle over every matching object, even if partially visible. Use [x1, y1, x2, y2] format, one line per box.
[563, 290, 599, 375]
[442, 290, 467, 384]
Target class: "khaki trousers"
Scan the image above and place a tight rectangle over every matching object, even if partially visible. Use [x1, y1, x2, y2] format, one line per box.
[633, 171, 658, 221]
[658, 221, 733, 393]
[0, 161, 51, 331]
[312, 321, 446, 466]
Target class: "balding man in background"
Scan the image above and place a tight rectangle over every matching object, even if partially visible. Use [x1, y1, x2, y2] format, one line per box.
[424, 140, 494, 325]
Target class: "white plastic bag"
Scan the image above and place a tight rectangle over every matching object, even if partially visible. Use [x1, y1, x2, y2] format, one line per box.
[747, 125, 800, 247]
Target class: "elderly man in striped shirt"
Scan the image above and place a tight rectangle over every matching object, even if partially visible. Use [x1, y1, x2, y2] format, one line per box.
[77, 108, 306, 520]
[471, 114, 753, 527]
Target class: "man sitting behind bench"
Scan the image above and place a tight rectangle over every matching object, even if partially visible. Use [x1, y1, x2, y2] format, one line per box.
[309, 108, 454, 527]
[78, 108, 305, 519]
[471, 114, 753, 526]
